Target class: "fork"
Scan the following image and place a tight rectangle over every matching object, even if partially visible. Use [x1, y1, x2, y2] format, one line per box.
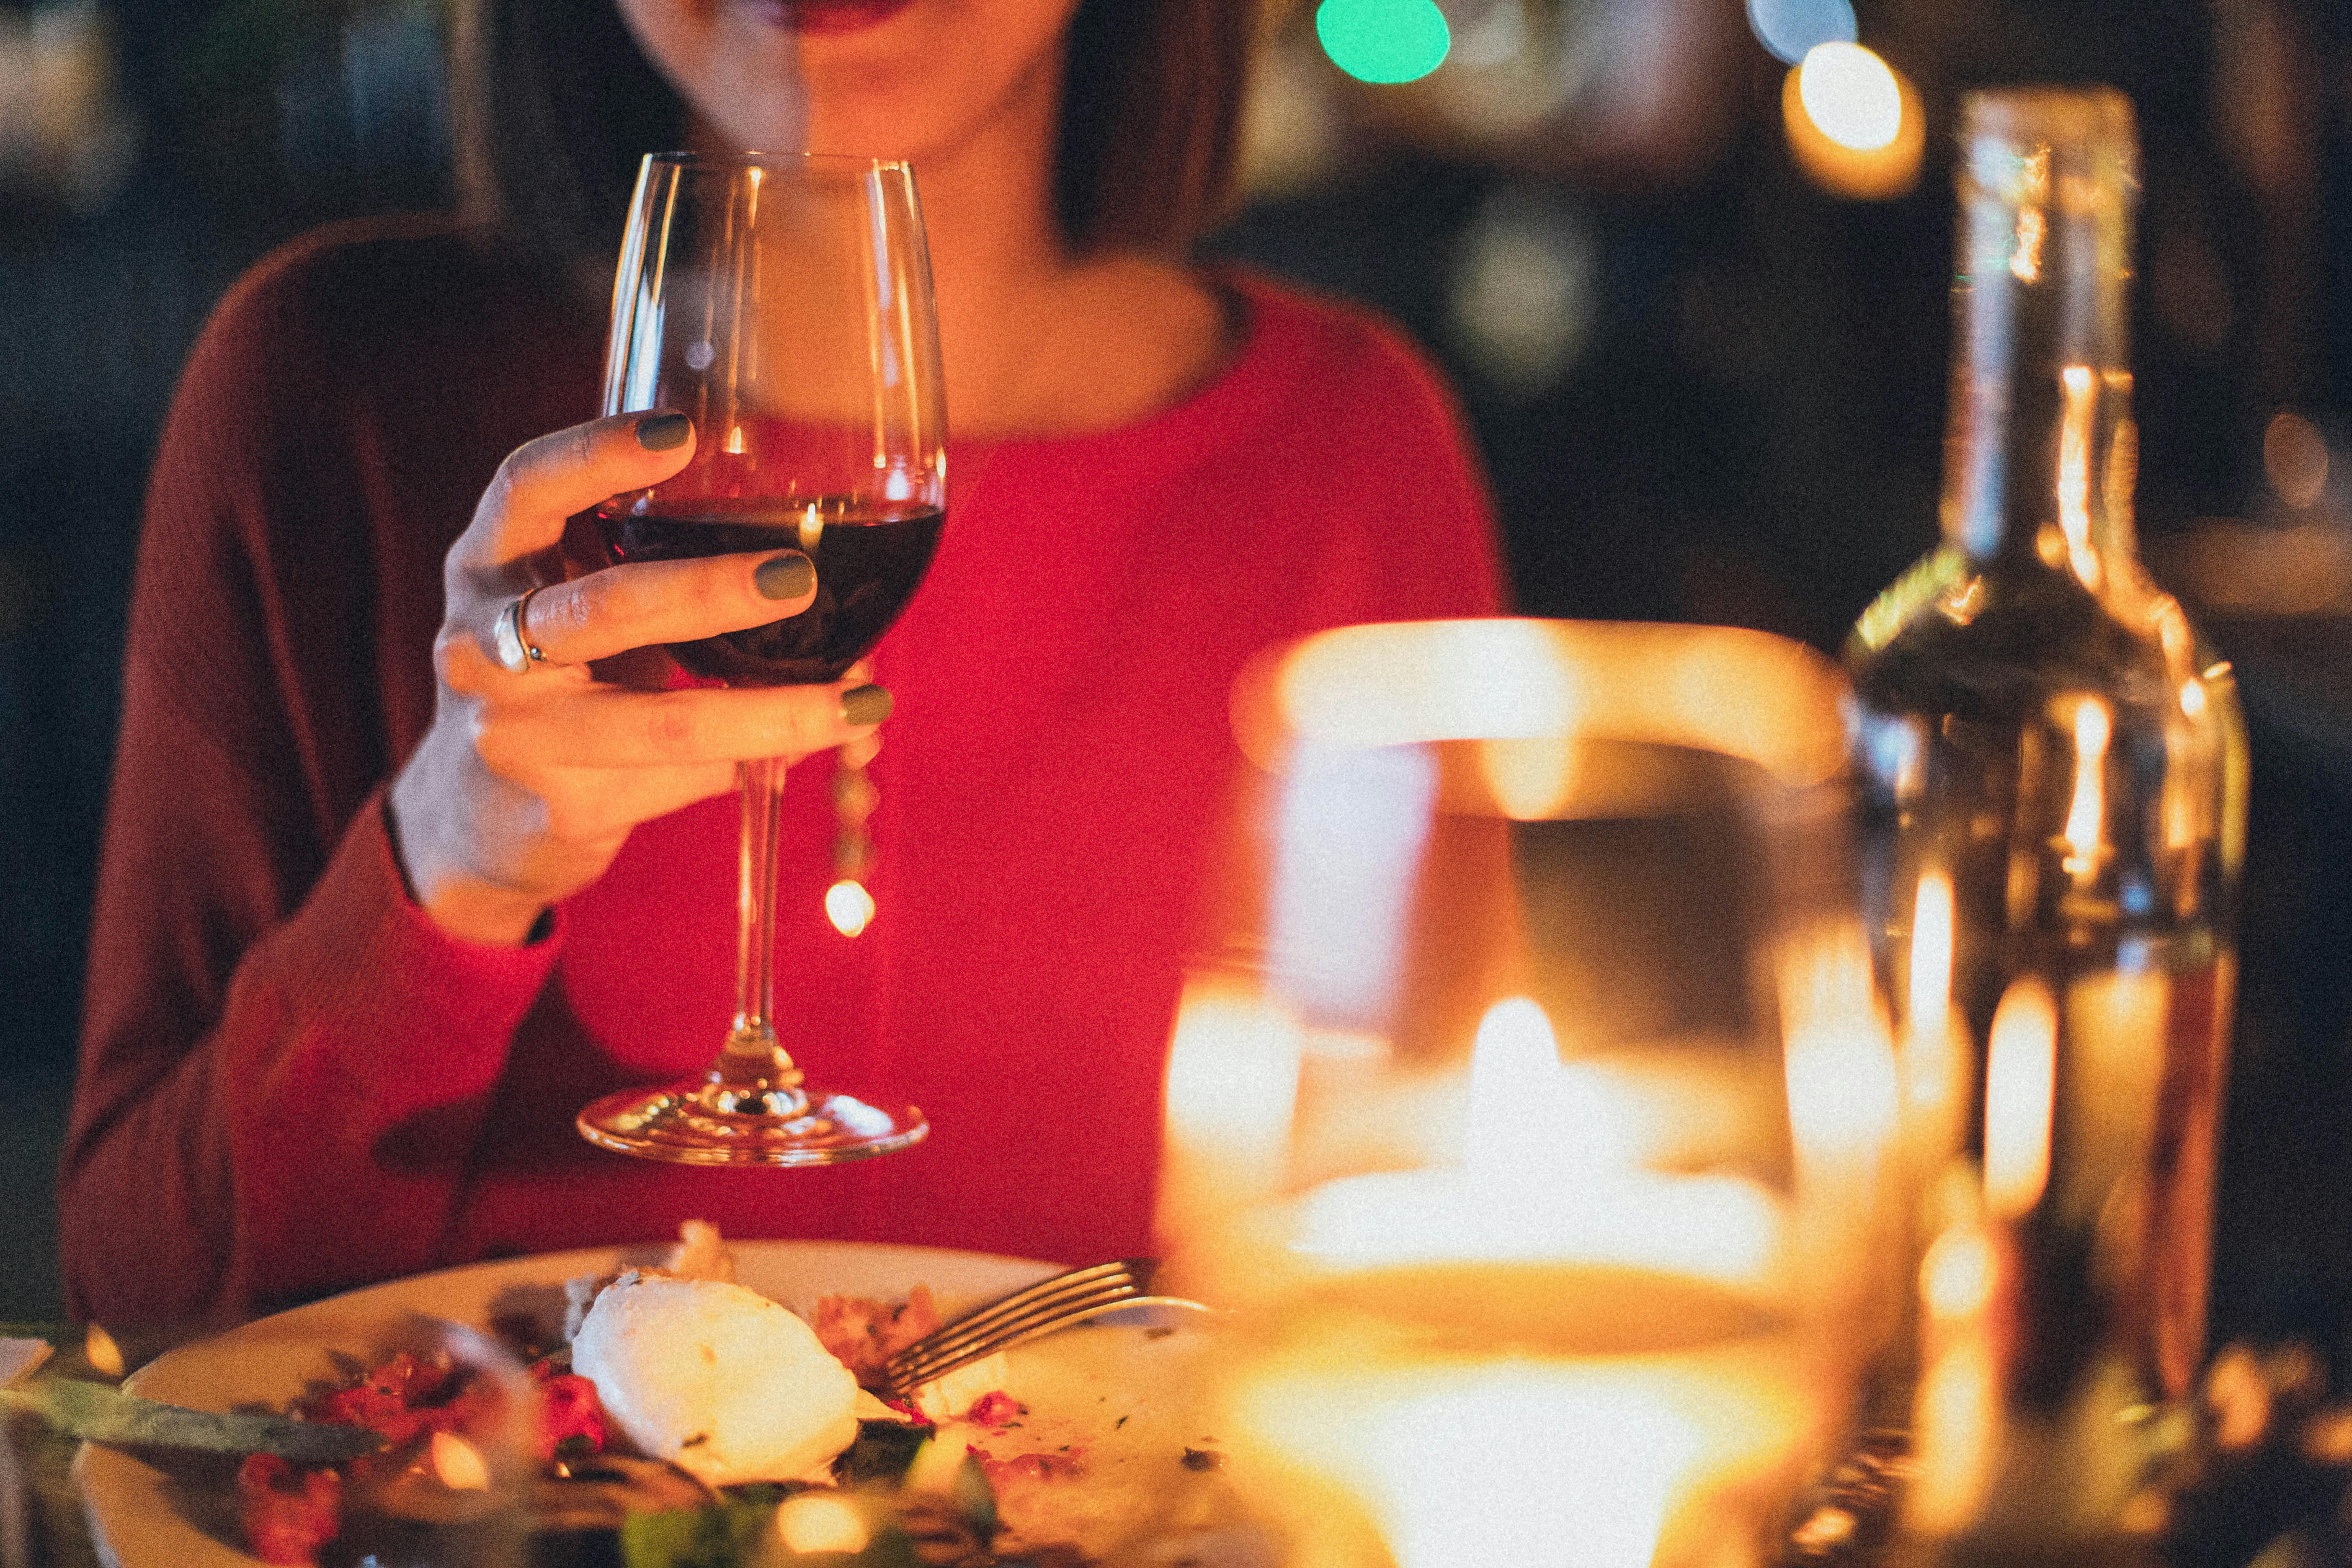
[875, 1258, 1206, 1398]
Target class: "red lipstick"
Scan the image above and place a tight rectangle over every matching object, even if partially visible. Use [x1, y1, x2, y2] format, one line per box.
[748, 0, 919, 34]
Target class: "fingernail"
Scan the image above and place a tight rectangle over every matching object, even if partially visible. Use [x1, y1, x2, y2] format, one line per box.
[841, 684, 893, 726]
[755, 552, 815, 600]
[636, 412, 692, 450]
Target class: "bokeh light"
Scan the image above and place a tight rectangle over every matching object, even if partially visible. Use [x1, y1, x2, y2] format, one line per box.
[1746, 0, 1855, 67]
[1782, 43, 1924, 200]
[776, 1492, 871, 1554]
[84, 1323, 125, 1379]
[825, 879, 876, 938]
[2264, 410, 2331, 510]
[1799, 42, 1902, 151]
[1448, 188, 1595, 399]
[1316, 0, 1451, 85]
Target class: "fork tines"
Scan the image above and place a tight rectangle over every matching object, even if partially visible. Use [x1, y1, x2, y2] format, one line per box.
[880, 1258, 1153, 1395]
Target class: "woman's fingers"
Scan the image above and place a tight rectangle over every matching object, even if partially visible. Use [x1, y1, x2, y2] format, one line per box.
[512, 547, 817, 668]
[535, 761, 742, 844]
[484, 680, 893, 771]
[465, 412, 697, 567]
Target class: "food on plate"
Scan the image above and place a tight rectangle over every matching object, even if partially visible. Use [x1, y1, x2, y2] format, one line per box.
[10, 1377, 382, 1463]
[569, 1271, 863, 1487]
[235, 1455, 342, 1566]
[234, 1348, 603, 1565]
[665, 1219, 738, 1283]
[808, 1283, 1017, 1423]
[811, 1284, 940, 1379]
[154, 1226, 1224, 1566]
[907, 1350, 1013, 1422]
[564, 1218, 739, 1339]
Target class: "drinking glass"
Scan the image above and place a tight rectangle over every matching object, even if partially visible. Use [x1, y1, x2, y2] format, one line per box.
[575, 152, 946, 1165]
[1157, 620, 1906, 1568]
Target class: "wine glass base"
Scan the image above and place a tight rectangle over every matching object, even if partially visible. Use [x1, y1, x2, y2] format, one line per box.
[577, 1084, 928, 1166]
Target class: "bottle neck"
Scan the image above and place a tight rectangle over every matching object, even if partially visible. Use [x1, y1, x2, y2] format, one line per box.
[1940, 93, 2141, 585]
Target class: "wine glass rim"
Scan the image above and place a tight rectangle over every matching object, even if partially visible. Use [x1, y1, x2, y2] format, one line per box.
[641, 149, 914, 175]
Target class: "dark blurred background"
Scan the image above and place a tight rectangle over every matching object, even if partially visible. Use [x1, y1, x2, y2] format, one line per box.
[0, 0, 2345, 1376]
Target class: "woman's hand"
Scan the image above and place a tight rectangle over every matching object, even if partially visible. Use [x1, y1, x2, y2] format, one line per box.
[388, 412, 889, 946]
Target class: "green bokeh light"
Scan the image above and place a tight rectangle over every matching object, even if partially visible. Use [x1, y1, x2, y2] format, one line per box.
[1316, 0, 1451, 85]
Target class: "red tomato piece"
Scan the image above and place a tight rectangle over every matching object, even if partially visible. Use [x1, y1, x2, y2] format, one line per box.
[966, 1390, 1026, 1428]
[535, 1372, 608, 1463]
[236, 1454, 343, 1566]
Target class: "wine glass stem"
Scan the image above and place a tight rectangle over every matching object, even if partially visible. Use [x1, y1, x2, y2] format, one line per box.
[721, 755, 805, 1097]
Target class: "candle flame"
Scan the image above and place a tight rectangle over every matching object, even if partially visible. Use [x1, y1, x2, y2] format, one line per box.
[1984, 977, 2057, 1217]
[1464, 998, 1616, 1185]
[1288, 999, 1782, 1283]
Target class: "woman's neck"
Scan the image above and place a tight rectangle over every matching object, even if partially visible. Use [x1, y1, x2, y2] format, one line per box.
[903, 70, 1083, 437]
[915, 125, 1236, 441]
[689, 45, 1232, 441]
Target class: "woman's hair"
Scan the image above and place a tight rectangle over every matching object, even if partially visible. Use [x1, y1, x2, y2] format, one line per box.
[450, 0, 1255, 271]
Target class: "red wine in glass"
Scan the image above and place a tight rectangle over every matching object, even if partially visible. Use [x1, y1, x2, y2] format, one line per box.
[594, 495, 947, 686]
[576, 151, 945, 1166]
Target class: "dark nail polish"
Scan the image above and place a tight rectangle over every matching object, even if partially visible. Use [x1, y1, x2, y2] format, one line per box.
[636, 412, 692, 450]
[755, 552, 815, 600]
[841, 684, 893, 727]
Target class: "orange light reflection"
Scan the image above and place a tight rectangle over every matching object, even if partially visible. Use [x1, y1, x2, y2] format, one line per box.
[1984, 978, 2057, 1218]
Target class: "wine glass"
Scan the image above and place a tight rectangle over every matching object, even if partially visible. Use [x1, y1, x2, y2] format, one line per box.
[575, 151, 946, 1165]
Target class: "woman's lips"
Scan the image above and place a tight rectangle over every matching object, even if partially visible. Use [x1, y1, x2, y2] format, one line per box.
[745, 0, 919, 33]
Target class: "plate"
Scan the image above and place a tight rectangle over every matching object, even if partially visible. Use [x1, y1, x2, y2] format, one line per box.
[76, 1241, 1228, 1568]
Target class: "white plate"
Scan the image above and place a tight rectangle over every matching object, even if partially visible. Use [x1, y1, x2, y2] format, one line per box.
[76, 1241, 1228, 1568]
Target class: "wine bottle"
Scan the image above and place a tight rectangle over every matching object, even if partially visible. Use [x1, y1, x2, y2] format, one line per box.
[1846, 87, 2248, 1562]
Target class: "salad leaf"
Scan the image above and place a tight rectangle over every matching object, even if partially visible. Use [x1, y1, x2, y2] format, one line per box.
[839, 1420, 928, 1486]
[6, 1378, 383, 1463]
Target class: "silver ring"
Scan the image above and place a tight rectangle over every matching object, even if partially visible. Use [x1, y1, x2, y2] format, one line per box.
[492, 587, 551, 674]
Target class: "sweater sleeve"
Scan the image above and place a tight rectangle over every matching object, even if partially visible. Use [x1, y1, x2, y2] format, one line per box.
[61, 238, 559, 1326]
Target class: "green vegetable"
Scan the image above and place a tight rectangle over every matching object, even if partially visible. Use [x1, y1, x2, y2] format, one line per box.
[838, 1420, 927, 1486]
[619, 1484, 781, 1568]
[5, 1379, 383, 1463]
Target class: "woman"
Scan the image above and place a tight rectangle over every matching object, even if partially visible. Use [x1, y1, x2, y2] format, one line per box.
[62, 0, 1503, 1324]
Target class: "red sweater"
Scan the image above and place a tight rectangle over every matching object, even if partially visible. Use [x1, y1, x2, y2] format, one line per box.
[63, 217, 1503, 1325]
